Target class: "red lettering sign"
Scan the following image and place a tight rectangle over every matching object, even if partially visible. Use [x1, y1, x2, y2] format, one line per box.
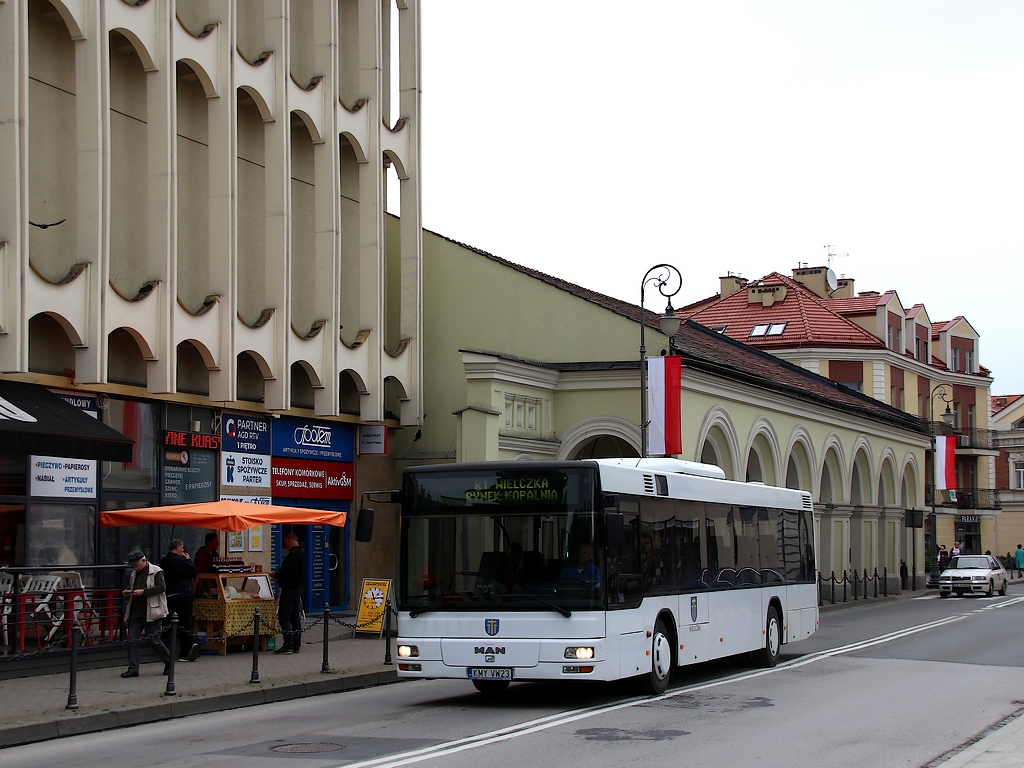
[270, 457, 354, 500]
[189, 433, 221, 451]
[164, 431, 187, 447]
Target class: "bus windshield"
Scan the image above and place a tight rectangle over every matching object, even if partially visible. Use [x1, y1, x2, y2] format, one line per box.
[399, 465, 604, 612]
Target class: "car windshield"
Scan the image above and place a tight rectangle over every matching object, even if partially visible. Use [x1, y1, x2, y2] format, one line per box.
[948, 556, 989, 570]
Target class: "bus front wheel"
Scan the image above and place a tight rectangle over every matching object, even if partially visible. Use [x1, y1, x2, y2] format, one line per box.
[639, 618, 673, 695]
[756, 606, 781, 668]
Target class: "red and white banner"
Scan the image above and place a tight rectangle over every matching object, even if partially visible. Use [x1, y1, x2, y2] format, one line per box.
[647, 356, 682, 455]
[934, 435, 956, 491]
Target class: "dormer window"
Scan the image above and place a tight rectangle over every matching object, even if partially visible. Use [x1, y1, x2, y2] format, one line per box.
[711, 325, 728, 334]
[750, 322, 787, 337]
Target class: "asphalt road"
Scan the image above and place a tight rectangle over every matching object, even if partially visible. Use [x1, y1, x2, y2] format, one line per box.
[3, 591, 1023, 768]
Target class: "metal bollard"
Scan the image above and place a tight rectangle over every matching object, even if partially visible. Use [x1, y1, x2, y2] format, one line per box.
[66, 616, 80, 710]
[883, 566, 888, 597]
[322, 604, 330, 673]
[165, 612, 177, 696]
[383, 599, 393, 666]
[250, 607, 261, 684]
[830, 571, 836, 604]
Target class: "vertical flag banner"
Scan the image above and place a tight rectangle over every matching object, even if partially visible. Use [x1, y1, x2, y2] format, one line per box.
[647, 356, 682, 455]
[934, 435, 956, 491]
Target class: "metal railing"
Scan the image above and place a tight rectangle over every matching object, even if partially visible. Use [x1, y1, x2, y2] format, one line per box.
[928, 421, 996, 450]
[926, 485, 1001, 510]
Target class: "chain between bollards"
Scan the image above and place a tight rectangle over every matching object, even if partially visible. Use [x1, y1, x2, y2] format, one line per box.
[165, 612, 177, 696]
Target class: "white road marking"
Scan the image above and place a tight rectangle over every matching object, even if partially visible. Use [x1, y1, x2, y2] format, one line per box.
[335, 611, 987, 768]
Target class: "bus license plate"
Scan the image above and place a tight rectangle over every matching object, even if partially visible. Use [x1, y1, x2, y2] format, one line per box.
[468, 667, 513, 681]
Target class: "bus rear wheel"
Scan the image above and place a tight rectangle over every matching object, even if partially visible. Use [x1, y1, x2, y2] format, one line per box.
[472, 679, 510, 696]
[756, 606, 781, 668]
[638, 618, 673, 695]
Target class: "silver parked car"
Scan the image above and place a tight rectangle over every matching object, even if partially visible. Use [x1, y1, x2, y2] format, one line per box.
[938, 554, 1009, 597]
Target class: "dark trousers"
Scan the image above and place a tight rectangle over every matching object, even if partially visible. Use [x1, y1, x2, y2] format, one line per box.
[127, 616, 171, 673]
[165, 593, 199, 656]
[278, 588, 303, 650]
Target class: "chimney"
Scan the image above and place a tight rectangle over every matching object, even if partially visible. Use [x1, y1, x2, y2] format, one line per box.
[832, 277, 855, 298]
[719, 272, 747, 298]
[791, 265, 830, 298]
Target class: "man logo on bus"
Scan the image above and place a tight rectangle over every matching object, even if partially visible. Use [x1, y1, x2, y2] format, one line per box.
[485, 618, 499, 636]
[690, 596, 698, 623]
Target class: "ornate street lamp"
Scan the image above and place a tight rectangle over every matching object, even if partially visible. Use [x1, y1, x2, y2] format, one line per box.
[639, 264, 682, 458]
[927, 384, 955, 587]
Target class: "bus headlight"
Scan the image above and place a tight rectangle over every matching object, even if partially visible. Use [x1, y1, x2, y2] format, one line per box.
[398, 645, 419, 658]
[564, 646, 594, 660]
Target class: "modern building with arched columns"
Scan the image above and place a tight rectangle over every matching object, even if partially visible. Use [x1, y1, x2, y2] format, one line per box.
[0, 0, 422, 613]
[402, 231, 930, 589]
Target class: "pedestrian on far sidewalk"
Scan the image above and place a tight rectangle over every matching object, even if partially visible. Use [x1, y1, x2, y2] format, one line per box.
[121, 549, 172, 678]
[160, 539, 201, 662]
[1014, 545, 1024, 579]
[271, 532, 305, 654]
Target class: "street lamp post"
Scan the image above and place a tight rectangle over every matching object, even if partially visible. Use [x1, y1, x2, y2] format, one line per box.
[639, 264, 682, 458]
[927, 384, 955, 587]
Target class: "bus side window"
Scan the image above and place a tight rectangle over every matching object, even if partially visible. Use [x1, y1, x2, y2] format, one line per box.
[607, 510, 642, 607]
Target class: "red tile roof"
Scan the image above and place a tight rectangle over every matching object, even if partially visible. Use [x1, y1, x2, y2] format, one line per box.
[992, 394, 1023, 415]
[681, 272, 885, 351]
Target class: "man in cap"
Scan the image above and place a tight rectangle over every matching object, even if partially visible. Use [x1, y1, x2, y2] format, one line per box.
[121, 549, 172, 678]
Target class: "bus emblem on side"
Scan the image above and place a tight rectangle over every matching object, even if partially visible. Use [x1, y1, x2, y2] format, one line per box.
[485, 619, 500, 636]
[690, 596, 698, 623]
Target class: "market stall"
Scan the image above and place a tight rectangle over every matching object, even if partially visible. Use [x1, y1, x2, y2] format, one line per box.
[193, 572, 277, 654]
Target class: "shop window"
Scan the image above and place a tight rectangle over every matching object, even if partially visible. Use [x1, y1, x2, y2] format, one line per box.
[26, 502, 96, 567]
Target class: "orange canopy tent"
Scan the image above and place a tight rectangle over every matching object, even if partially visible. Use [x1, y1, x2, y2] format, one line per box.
[99, 499, 347, 532]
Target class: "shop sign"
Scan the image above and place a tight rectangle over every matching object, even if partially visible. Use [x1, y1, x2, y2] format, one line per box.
[271, 417, 354, 462]
[222, 452, 271, 488]
[220, 494, 271, 504]
[164, 430, 221, 451]
[163, 448, 217, 503]
[50, 390, 99, 418]
[29, 455, 97, 498]
[270, 456, 355, 500]
[358, 425, 388, 455]
[221, 415, 271, 454]
[960, 515, 980, 523]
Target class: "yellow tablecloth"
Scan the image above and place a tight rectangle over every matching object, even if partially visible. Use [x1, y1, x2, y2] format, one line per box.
[193, 598, 277, 638]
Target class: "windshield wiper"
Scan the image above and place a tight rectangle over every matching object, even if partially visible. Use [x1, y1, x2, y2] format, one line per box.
[495, 593, 572, 617]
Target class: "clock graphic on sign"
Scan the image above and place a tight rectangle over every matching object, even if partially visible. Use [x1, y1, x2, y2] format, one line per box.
[363, 585, 386, 609]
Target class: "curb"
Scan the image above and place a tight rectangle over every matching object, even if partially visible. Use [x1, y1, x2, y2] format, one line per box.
[0, 669, 400, 749]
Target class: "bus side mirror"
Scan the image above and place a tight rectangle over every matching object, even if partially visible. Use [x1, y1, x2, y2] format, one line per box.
[605, 513, 625, 548]
[355, 508, 375, 542]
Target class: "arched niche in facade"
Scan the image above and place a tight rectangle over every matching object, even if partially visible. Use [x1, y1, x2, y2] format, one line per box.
[289, 361, 319, 410]
[695, 406, 738, 479]
[108, 327, 150, 387]
[819, 438, 847, 505]
[877, 450, 898, 507]
[237, 350, 272, 403]
[744, 418, 781, 485]
[558, 417, 640, 461]
[339, 369, 367, 417]
[28, 312, 79, 376]
[849, 441, 874, 507]
[176, 339, 213, 396]
[784, 429, 816, 495]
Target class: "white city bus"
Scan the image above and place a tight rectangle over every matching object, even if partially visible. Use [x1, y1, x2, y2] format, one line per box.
[394, 458, 818, 694]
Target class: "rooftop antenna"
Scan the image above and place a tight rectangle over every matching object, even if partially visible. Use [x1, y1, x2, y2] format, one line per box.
[822, 245, 848, 295]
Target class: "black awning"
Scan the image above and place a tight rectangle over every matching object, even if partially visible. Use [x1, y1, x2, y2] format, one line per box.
[0, 380, 134, 462]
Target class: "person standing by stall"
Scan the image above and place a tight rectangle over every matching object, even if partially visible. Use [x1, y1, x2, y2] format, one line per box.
[121, 549, 172, 678]
[160, 539, 201, 662]
[271, 532, 305, 654]
[193, 532, 220, 596]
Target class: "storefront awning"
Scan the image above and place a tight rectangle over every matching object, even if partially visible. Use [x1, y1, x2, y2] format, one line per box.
[100, 499, 347, 530]
[0, 380, 134, 462]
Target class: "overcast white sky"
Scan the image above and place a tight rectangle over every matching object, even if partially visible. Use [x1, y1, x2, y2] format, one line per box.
[418, 2, 1023, 397]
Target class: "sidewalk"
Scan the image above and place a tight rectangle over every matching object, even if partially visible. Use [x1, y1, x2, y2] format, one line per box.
[0, 615, 398, 748]
[3, 585, 1023, 768]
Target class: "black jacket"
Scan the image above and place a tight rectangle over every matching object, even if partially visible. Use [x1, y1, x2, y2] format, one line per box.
[275, 545, 305, 590]
[160, 551, 198, 597]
